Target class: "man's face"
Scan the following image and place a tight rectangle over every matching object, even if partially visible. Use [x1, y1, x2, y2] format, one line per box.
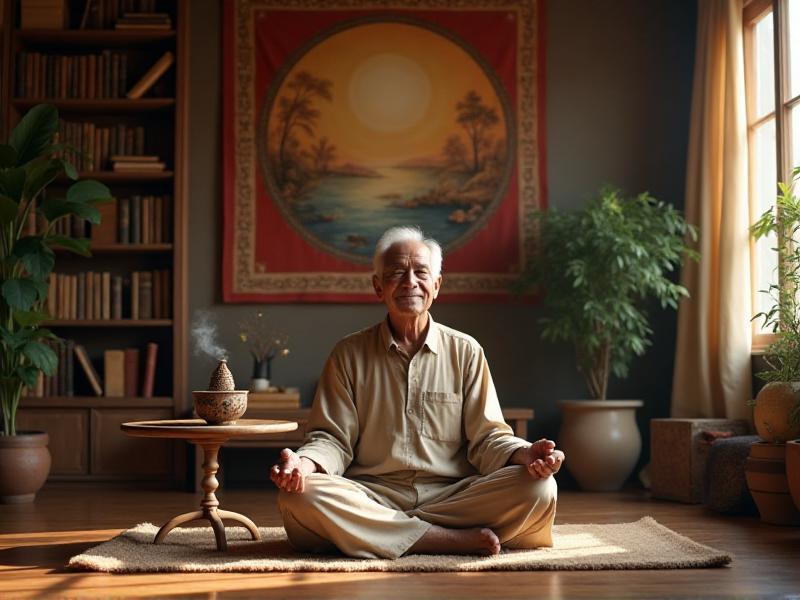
[373, 241, 442, 318]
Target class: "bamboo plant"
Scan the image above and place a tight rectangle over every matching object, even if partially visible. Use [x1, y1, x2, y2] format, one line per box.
[1, 104, 111, 435]
[750, 165, 800, 428]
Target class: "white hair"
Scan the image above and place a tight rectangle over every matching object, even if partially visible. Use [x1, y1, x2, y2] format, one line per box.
[372, 226, 443, 277]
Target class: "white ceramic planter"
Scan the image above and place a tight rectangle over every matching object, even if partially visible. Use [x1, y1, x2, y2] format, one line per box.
[557, 399, 643, 491]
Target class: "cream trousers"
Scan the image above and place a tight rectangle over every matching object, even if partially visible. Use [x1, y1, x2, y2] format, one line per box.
[277, 465, 558, 559]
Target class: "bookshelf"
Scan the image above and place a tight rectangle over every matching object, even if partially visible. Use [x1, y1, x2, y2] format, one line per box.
[2, 0, 188, 486]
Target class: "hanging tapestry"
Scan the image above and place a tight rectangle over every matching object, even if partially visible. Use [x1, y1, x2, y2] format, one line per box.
[223, 0, 546, 302]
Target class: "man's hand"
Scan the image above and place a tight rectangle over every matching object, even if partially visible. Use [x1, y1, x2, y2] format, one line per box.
[270, 448, 316, 493]
[511, 439, 565, 479]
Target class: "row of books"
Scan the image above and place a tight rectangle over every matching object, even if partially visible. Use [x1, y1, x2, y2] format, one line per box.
[96, 194, 173, 244]
[22, 340, 159, 398]
[24, 194, 172, 245]
[80, 0, 162, 30]
[15, 50, 128, 100]
[47, 269, 172, 320]
[56, 120, 147, 171]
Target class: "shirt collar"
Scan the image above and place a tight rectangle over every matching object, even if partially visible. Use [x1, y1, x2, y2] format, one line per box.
[380, 314, 440, 355]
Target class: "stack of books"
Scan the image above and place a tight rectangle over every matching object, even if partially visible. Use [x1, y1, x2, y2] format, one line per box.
[247, 390, 301, 410]
[111, 155, 166, 172]
[115, 12, 172, 30]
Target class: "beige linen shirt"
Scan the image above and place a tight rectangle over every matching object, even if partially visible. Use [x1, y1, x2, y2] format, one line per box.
[297, 315, 528, 485]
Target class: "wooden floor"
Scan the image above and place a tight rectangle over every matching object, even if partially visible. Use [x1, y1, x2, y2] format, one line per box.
[1, 483, 798, 599]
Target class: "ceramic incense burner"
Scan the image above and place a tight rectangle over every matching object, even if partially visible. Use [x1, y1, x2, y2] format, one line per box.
[192, 359, 249, 425]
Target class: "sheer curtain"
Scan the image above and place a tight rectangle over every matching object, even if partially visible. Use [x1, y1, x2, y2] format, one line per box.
[671, 0, 752, 419]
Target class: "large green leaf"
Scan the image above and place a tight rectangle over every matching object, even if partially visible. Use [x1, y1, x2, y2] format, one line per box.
[66, 201, 101, 224]
[67, 180, 112, 204]
[9, 104, 59, 166]
[47, 235, 91, 257]
[1, 278, 39, 311]
[22, 341, 58, 375]
[23, 158, 62, 201]
[0, 329, 25, 351]
[39, 197, 100, 224]
[12, 236, 55, 279]
[13, 309, 51, 327]
[0, 144, 18, 168]
[32, 279, 49, 302]
[0, 194, 18, 226]
[38, 196, 71, 222]
[0, 167, 26, 202]
[15, 365, 40, 389]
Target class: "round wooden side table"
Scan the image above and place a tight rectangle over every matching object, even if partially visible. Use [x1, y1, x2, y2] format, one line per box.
[121, 418, 297, 551]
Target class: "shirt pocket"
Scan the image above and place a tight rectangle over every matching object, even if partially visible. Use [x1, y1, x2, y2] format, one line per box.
[421, 391, 463, 443]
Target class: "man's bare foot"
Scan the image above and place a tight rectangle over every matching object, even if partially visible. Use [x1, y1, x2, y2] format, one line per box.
[406, 525, 501, 556]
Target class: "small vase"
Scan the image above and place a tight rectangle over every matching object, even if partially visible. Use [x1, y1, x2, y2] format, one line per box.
[251, 357, 272, 391]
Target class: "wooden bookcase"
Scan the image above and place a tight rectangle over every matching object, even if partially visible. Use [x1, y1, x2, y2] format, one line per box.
[1, 0, 188, 486]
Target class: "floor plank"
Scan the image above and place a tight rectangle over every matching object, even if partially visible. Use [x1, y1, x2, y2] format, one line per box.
[0, 484, 798, 598]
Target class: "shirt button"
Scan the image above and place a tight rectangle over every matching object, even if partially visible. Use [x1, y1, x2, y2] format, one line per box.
[407, 408, 413, 415]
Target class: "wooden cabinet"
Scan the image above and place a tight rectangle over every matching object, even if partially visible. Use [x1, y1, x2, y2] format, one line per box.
[1, 1, 188, 486]
[16, 408, 89, 475]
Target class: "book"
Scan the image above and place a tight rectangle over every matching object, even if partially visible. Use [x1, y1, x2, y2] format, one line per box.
[112, 161, 166, 171]
[126, 51, 174, 100]
[118, 197, 130, 243]
[112, 275, 123, 320]
[142, 342, 158, 398]
[110, 154, 160, 162]
[139, 271, 152, 319]
[65, 339, 74, 396]
[74, 344, 102, 396]
[123, 348, 140, 397]
[103, 349, 125, 397]
[247, 391, 301, 409]
[101, 271, 111, 320]
[91, 201, 118, 244]
[130, 271, 139, 319]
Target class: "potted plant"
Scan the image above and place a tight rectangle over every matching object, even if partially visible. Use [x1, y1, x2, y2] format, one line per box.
[0, 104, 111, 503]
[748, 165, 800, 524]
[517, 186, 697, 490]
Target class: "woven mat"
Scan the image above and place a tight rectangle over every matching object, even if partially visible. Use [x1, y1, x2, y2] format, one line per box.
[68, 516, 731, 573]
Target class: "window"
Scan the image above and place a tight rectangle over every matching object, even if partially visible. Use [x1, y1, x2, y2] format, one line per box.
[744, 0, 800, 348]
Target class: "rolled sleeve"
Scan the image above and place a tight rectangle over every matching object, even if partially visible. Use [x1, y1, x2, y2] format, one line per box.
[462, 345, 530, 474]
[296, 347, 359, 477]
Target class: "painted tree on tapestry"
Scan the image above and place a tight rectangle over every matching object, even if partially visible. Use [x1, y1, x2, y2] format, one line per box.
[261, 20, 513, 263]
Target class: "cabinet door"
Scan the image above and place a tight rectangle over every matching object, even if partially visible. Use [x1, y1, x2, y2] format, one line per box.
[91, 408, 173, 477]
[16, 408, 89, 475]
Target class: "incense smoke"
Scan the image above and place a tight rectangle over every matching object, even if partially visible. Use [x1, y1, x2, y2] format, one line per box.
[191, 310, 228, 361]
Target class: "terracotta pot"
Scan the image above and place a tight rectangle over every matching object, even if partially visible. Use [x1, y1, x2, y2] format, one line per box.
[557, 400, 643, 491]
[744, 441, 800, 526]
[752, 382, 800, 443]
[786, 440, 800, 512]
[0, 431, 51, 504]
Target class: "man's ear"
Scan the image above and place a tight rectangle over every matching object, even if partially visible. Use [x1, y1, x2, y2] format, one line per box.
[372, 274, 384, 300]
[432, 274, 442, 299]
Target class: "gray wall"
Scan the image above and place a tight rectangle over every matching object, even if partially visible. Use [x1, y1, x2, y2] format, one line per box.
[188, 0, 697, 480]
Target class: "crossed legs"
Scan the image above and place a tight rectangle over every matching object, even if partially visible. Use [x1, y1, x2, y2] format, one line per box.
[277, 466, 557, 559]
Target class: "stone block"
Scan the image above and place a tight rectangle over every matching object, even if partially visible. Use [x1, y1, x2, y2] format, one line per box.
[650, 418, 750, 503]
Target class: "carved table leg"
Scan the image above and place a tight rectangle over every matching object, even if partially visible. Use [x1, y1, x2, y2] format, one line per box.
[154, 510, 204, 544]
[153, 439, 261, 551]
[217, 509, 261, 541]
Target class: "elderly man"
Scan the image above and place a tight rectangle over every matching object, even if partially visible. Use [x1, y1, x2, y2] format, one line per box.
[271, 226, 564, 558]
